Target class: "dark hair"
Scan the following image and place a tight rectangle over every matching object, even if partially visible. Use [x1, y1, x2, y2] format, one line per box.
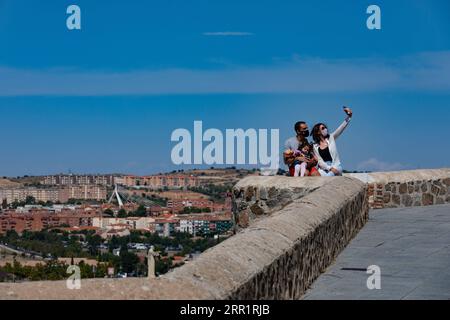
[298, 140, 310, 148]
[298, 141, 312, 154]
[312, 123, 329, 144]
[294, 121, 307, 133]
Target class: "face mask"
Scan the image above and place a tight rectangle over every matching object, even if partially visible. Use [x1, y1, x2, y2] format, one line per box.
[321, 128, 328, 137]
[297, 130, 309, 137]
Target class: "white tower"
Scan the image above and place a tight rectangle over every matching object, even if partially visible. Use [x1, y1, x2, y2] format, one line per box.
[108, 184, 124, 208]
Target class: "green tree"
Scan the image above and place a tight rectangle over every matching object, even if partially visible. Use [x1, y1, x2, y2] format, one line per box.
[117, 209, 127, 218]
[103, 208, 114, 216]
[120, 250, 139, 274]
[108, 236, 120, 252]
[25, 196, 36, 205]
[132, 205, 146, 217]
[86, 234, 102, 256]
[155, 258, 171, 275]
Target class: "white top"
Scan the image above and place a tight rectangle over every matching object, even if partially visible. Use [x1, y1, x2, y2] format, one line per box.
[313, 117, 352, 171]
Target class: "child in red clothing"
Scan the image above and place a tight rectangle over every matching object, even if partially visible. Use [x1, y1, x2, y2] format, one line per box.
[284, 142, 318, 177]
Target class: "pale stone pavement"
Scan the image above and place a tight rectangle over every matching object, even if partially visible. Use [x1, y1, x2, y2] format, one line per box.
[303, 204, 450, 300]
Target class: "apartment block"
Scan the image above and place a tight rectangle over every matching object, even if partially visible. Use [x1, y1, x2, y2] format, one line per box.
[178, 213, 233, 236]
[61, 185, 107, 201]
[0, 209, 101, 234]
[121, 175, 199, 189]
[152, 218, 180, 237]
[0, 185, 107, 204]
[42, 174, 115, 186]
[0, 188, 61, 204]
[93, 216, 156, 232]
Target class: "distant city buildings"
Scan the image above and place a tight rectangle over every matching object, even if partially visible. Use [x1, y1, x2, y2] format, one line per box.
[0, 188, 61, 204]
[167, 198, 231, 213]
[1, 173, 204, 207]
[61, 185, 107, 201]
[0, 171, 234, 237]
[87, 212, 233, 238]
[93, 216, 156, 232]
[120, 174, 199, 189]
[93, 213, 232, 238]
[100, 227, 131, 239]
[0, 185, 107, 204]
[178, 213, 233, 236]
[0, 201, 233, 237]
[42, 174, 115, 186]
[0, 206, 101, 234]
[154, 217, 180, 237]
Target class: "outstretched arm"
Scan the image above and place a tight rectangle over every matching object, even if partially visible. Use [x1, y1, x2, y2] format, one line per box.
[332, 107, 353, 140]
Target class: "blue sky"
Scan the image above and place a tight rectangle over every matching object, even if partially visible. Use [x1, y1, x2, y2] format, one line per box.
[0, 0, 449, 176]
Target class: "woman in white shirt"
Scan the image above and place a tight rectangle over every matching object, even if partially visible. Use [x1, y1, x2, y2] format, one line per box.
[311, 107, 353, 176]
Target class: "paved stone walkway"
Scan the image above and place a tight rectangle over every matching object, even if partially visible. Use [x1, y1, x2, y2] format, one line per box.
[303, 204, 450, 300]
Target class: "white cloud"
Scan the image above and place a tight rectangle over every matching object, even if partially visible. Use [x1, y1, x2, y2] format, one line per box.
[203, 32, 253, 36]
[357, 158, 407, 172]
[1, 51, 450, 96]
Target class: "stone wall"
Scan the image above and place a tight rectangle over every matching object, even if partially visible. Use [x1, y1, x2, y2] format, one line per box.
[0, 176, 368, 300]
[346, 169, 450, 209]
[232, 176, 329, 229]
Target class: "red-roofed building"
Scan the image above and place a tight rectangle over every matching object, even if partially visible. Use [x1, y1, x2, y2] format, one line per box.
[0, 209, 101, 234]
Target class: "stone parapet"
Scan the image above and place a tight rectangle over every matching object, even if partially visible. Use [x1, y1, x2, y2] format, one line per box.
[232, 176, 330, 229]
[345, 168, 450, 209]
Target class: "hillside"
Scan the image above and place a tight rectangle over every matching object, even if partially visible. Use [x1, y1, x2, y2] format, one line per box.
[185, 168, 260, 186]
[0, 178, 22, 188]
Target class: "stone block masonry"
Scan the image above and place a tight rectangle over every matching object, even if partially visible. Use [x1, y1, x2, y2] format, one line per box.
[346, 169, 450, 209]
[232, 176, 330, 230]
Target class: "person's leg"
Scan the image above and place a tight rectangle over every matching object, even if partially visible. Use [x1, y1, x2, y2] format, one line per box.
[326, 164, 343, 176]
[300, 162, 307, 177]
[294, 164, 301, 177]
[318, 161, 335, 176]
[318, 168, 335, 176]
[289, 166, 295, 177]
